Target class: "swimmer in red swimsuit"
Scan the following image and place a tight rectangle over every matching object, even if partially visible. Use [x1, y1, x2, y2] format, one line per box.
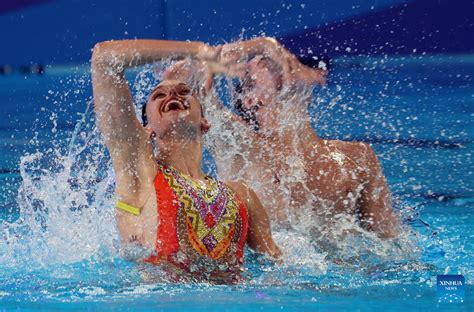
[91, 40, 281, 282]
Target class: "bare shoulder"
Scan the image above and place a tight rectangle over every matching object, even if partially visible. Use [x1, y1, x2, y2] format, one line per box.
[326, 139, 371, 155]
[225, 181, 251, 200]
[225, 181, 260, 208]
[325, 139, 378, 166]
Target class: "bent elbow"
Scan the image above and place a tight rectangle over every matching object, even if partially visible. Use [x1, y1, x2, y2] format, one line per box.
[259, 36, 280, 49]
[91, 42, 107, 66]
[91, 41, 124, 73]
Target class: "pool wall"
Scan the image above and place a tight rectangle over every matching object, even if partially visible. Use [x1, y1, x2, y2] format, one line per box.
[1, 0, 473, 66]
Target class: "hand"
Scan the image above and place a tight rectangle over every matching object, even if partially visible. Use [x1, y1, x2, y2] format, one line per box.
[200, 61, 246, 93]
[260, 37, 328, 87]
[206, 60, 246, 78]
[208, 42, 246, 78]
[195, 44, 247, 93]
[197, 43, 221, 63]
[297, 64, 327, 86]
[212, 44, 247, 78]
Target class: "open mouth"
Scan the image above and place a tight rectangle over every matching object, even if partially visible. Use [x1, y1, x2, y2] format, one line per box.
[162, 98, 189, 113]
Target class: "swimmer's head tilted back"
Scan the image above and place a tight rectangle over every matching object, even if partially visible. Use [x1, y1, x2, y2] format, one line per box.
[143, 59, 207, 127]
[142, 79, 209, 140]
[141, 82, 205, 127]
[232, 56, 284, 131]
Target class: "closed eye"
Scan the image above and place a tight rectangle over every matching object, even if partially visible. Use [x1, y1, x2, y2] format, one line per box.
[179, 88, 191, 96]
[153, 92, 166, 100]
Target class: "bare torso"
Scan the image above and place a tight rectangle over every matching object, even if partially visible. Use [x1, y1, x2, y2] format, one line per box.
[216, 134, 371, 226]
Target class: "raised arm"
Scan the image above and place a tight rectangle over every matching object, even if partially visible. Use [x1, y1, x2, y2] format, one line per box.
[358, 145, 401, 238]
[91, 40, 215, 200]
[219, 37, 327, 87]
[91, 40, 209, 155]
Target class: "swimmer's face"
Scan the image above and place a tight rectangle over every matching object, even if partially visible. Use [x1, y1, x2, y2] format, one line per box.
[243, 57, 281, 107]
[146, 80, 209, 139]
[239, 57, 282, 128]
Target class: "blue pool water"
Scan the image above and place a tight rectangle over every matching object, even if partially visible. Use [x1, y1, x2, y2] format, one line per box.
[0, 55, 473, 311]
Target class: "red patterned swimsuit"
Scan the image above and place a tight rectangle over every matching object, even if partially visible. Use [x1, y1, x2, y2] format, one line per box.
[144, 161, 248, 280]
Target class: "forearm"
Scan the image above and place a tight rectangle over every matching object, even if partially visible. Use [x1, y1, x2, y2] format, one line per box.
[222, 37, 275, 60]
[222, 37, 326, 86]
[246, 186, 282, 259]
[92, 39, 205, 73]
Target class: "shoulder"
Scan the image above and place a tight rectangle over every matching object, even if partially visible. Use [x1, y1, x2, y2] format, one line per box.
[327, 139, 370, 154]
[225, 181, 252, 199]
[224, 181, 259, 208]
[332, 141, 386, 186]
[311, 139, 383, 181]
[325, 139, 378, 165]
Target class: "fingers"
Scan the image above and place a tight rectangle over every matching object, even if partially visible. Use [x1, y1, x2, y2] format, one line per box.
[197, 44, 221, 62]
[220, 47, 245, 67]
[301, 67, 328, 86]
[211, 45, 223, 61]
[205, 47, 247, 78]
[270, 48, 297, 87]
[269, 41, 328, 87]
[221, 42, 244, 57]
[261, 38, 329, 87]
[312, 68, 328, 86]
[202, 66, 214, 94]
[200, 59, 247, 93]
[226, 62, 246, 78]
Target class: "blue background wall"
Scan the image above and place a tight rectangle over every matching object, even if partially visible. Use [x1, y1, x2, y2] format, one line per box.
[4, 0, 467, 65]
[282, 0, 474, 62]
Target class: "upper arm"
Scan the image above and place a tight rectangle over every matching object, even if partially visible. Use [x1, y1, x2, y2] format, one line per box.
[229, 182, 281, 259]
[358, 144, 400, 237]
[91, 44, 152, 183]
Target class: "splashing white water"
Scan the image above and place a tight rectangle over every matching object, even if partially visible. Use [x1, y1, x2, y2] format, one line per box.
[0, 57, 419, 280]
[0, 98, 118, 269]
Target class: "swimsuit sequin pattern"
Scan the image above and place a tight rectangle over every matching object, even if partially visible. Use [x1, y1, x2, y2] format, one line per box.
[144, 161, 248, 280]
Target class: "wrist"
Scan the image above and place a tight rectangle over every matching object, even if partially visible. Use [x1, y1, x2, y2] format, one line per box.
[196, 43, 211, 59]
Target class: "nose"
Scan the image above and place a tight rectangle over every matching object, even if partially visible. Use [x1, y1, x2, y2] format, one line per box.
[162, 87, 180, 100]
[168, 88, 179, 96]
[244, 98, 253, 108]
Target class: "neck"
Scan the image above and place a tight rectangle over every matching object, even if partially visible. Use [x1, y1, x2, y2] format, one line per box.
[156, 135, 206, 179]
[259, 106, 324, 156]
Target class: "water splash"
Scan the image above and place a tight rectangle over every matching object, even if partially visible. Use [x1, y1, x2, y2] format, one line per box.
[0, 96, 118, 269]
[0, 55, 449, 294]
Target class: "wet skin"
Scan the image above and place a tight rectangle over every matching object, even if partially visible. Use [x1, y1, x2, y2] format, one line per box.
[91, 40, 281, 274]
[192, 40, 401, 238]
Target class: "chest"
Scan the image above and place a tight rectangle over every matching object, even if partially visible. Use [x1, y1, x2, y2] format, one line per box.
[243, 152, 366, 213]
[121, 166, 248, 267]
[164, 170, 245, 255]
